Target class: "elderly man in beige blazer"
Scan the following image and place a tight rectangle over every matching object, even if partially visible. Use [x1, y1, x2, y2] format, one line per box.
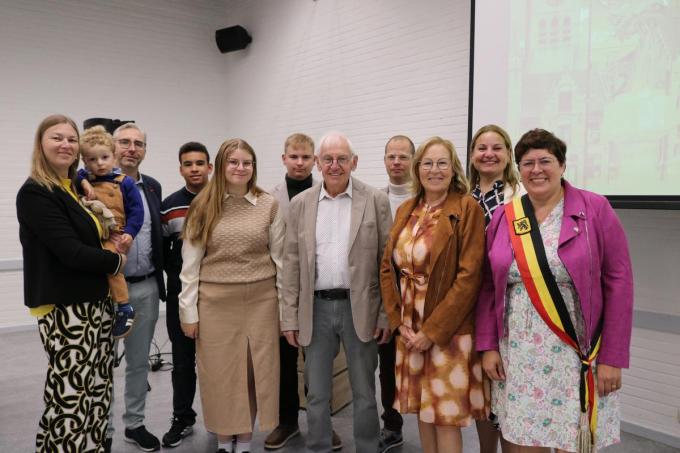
[267, 133, 343, 452]
[281, 132, 392, 453]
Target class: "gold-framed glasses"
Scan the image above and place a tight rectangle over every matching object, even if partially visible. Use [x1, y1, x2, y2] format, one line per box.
[419, 159, 451, 170]
[227, 159, 254, 169]
[518, 158, 556, 170]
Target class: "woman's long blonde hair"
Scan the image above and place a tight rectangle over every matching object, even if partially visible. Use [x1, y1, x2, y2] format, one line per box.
[411, 136, 470, 197]
[30, 114, 80, 191]
[182, 138, 262, 247]
[468, 124, 520, 194]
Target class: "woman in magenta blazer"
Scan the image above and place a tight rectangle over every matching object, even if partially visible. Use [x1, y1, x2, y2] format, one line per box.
[475, 129, 633, 452]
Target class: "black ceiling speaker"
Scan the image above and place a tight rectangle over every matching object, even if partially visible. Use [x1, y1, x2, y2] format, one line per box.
[215, 25, 252, 53]
[83, 118, 135, 135]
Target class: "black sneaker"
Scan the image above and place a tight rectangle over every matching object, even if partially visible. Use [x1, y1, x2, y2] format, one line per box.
[113, 303, 135, 339]
[162, 417, 194, 447]
[124, 425, 160, 452]
[378, 428, 403, 453]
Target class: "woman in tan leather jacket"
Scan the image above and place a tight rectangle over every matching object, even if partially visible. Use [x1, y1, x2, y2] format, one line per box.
[380, 136, 487, 453]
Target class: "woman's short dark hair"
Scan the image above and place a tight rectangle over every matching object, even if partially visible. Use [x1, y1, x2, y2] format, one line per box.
[514, 128, 567, 165]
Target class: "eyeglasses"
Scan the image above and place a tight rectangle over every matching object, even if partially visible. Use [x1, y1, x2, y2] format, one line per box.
[320, 156, 351, 167]
[116, 138, 146, 149]
[385, 155, 411, 162]
[227, 159, 254, 169]
[518, 157, 557, 170]
[419, 159, 451, 171]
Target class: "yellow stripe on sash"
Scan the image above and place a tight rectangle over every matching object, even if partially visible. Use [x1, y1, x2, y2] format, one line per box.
[511, 198, 566, 331]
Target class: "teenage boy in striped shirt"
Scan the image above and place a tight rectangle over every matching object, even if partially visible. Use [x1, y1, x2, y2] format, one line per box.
[160, 142, 212, 448]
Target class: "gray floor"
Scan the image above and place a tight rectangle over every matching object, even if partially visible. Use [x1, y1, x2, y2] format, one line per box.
[1, 316, 677, 453]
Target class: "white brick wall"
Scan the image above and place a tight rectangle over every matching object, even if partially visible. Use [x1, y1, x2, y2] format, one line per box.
[1, 0, 234, 327]
[618, 210, 680, 316]
[623, 328, 680, 440]
[617, 209, 680, 442]
[1, 0, 471, 328]
[216, 0, 471, 188]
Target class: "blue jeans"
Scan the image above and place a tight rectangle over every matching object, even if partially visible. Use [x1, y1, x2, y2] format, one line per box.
[304, 296, 379, 453]
[107, 278, 160, 436]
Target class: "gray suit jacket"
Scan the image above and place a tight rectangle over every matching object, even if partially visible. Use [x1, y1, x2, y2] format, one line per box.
[281, 177, 393, 346]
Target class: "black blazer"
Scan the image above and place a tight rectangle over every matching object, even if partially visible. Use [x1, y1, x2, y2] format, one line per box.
[16, 179, 121, 308]
[139, 174, 166, 301]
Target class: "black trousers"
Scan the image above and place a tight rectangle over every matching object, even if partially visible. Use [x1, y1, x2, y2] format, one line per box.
[278, 336, 301, 425]
[378, 335, 403, 432]
[166, 288, 197, 425]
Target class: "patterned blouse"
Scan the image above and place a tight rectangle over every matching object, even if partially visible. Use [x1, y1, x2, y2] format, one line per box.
[471, 180, 505, 226]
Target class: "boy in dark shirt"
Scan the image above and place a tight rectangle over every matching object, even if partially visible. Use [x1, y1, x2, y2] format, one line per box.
[160, 142, 212, 448]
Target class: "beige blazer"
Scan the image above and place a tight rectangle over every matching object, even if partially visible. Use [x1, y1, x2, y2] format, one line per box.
[269, 178, 318, 218]
[281, 177, 393, 346]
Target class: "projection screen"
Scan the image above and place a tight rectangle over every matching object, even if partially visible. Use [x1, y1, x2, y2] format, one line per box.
[470, 0, 680, 208]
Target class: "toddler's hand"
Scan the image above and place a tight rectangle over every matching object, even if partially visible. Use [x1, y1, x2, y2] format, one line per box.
[118, 234, 133, 254]
[85, 187, 97, 200]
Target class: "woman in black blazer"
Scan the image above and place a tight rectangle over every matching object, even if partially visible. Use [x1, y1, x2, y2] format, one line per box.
[16, 114, 125, 453]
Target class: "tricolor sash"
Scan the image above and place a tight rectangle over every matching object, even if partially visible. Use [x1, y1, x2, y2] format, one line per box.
[505, 195, 602, 453]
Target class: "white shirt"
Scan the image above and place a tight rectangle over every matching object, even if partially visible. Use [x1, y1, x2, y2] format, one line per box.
[178, 191, 285, 324]
[314, 179, 353, 291]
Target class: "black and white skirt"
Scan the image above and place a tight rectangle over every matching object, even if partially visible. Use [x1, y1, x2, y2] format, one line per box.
[36, 298, 114, 453]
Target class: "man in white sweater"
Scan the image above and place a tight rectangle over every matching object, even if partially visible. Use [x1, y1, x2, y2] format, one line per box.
[378, 135, 415, 453]
[383, 135, 415, 216]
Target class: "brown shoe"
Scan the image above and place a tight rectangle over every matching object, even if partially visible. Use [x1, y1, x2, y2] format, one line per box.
[264, 424, 300, 450]
[332, 430, 342, 451]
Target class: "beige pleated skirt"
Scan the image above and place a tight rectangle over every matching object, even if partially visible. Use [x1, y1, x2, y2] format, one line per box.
[196, 277, 280, 435]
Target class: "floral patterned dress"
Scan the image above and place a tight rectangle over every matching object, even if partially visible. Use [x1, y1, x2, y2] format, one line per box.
[392, 199, 487, 426]
[492, 199, 620, 450]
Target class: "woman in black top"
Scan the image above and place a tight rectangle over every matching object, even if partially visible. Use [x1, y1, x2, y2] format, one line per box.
[469, 124, 524, 227]
[468, 125, 523, 453]
[16, 114, 125, 453]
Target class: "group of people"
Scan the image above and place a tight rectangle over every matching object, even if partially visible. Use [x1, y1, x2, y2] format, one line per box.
[18, 114, 634, 453]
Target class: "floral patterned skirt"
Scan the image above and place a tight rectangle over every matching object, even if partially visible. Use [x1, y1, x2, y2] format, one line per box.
[492, 285, 620, 451]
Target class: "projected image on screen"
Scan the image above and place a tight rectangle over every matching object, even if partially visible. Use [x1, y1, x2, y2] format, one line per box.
[473, 0, 680, 196]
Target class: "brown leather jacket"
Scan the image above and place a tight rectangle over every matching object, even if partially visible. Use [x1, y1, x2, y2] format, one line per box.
[379, 191, 485, 348]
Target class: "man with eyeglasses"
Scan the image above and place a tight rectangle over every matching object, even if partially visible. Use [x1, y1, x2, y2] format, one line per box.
[266, 133, 343, 451]
[105, 123, 165, 452]
[281, 132, 392, 453]
[383, 135, 415, 216]
[376, 135, 415, 452]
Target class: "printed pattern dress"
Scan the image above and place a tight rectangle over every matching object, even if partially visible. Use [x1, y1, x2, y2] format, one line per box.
[492, 199, 619, 450]
[393, 199, 487, 426]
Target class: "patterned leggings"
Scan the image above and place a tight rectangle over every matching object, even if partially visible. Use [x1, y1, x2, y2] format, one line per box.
[36, 299, 114, 453]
